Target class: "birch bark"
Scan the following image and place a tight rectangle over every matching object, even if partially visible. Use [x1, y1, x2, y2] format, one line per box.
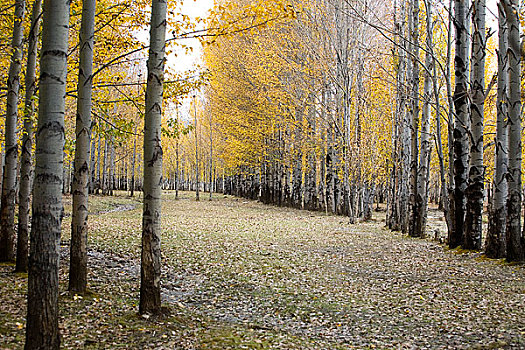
[415, 0, 434, 238]
[140, 0, 167, 314]
[408, 0, 421, 238]
[464, 0, 486, 250]
[25, 0, 70, 346]
[0, 0, 25, 262]
[16, 0, 42, 272]
[486, 1, 508, 258]
[450, 0, 471, 249]
[504, 0, 524, 262]
[69, 0, 97, 293]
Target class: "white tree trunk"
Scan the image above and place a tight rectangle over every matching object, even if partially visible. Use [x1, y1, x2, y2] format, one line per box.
[69, 0, 97, 294]
[388, 0, 408, 232]
[25, 0, 70, 346]
[504, 0, 524, 262]
[16, 0, 42, 272]
[96, 131, 102, 193]
[304, 93, 317, 211]
[130, 124, 137, 197]
[194, 97, 200, 201]
[408, 0, 421, 238]
[464, 0, 486, 250]
[140, 0, 167, 314]
[292, 107, 303, 209]
[0, 0, 25, 262]
[415, 0, 434, 238]
[450, 0, 471, 249]
[486, 1, 508, 258]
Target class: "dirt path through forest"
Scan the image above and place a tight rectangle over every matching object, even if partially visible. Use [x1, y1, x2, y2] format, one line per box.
[1, 191, 524, 349]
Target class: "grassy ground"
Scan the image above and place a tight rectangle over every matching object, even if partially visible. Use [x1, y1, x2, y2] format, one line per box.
[1, 191, 524, 349]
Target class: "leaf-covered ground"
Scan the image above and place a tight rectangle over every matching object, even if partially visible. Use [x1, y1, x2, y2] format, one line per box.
[1, 191, 524, 349]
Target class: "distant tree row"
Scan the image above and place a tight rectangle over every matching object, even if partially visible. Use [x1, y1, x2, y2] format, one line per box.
[197, 0, 524, 262]
[201, 0, 391, 221]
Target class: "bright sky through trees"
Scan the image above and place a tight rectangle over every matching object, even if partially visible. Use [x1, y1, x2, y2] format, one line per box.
[170, 0, 214, 72]
[134, 0, 213, 72]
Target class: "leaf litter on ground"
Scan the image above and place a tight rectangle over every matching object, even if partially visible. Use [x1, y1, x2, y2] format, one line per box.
[0, 191, 524, 349]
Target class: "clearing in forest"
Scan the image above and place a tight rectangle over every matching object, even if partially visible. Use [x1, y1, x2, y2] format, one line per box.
[1, 191, 524, 349]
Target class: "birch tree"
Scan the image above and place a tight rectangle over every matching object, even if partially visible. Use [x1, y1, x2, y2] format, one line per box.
[0, 0, 25, 262]
[504, 0, 524, 262]
[407, 0, 421, 238]
[304, 92, 318, 210]
[25, 0, 70, 346]
[194, 95, 200, 201]
[486, 0, 507, 259]
[16, 0, 42, 273]
[69, 0, 97, 294]
[387, 0, 408, 232]
[208, 106, 213, 201]
[449, 0, 470, 249]
[464, 0, 485, 250]
[444, 0, 455, 239]
[140, 0, 167, 314]
[415, 0, 434, 238]
[130, 124, 138, 197]
[291, 106, 303, 209]
[175, 104, 180, 198]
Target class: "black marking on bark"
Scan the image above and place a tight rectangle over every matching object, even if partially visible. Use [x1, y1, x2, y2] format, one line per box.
[40, 71, 64, 83]
[34, 173, 61, 184]
[42, 49, 67, 58]
[37, 120, 65, 137]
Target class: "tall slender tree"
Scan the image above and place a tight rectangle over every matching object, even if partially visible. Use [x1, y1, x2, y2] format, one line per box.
[464, 0, 486, 250]
[69, 0, 97, 294]
[194, 94, 200, 201]
[408, 0, 421, 238]
[89, 136, 96, 193]
[25, 0, 70, 346]
[175, 105, 180, 198]
[415, 0, 434, 239]
[504, 0, 524, 262]
[208, 109, 213, 201]
[16, 0, 42, 273]
[430, 0, 448, 233]
[0, 0, 25, 262]
[444, 0, 455, 239]
[399, 0, 411, 234]
[304, 92, 317, 211]
[387, 0, 408, 232]
[450, 0, 470, 249]
[130, 124, 138, 197]
[292, 106, 303, 209]
[140, 0, 167, 314]
[486, 0, 508, 258]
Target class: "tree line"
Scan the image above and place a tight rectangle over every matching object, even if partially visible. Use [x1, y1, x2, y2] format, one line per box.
[199, 0, 524, 262]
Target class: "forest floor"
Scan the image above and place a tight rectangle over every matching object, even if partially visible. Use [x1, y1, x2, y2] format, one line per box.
[1, 191, 524, 349]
